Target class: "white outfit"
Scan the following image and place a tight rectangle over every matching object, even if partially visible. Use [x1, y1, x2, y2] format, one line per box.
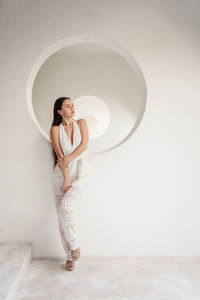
[52, 118, 89, 261]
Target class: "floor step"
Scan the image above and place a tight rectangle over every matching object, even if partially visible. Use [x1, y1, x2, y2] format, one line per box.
[0, 243, 32, 300]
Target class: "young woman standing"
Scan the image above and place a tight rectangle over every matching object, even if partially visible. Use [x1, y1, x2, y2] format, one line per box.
[50, 97, 89, 271]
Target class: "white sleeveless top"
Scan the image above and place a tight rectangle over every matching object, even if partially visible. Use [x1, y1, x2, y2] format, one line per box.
[53, 118, 89, 195]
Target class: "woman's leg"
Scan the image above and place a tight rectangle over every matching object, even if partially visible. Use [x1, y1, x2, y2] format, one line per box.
[55, 185, 82, 261]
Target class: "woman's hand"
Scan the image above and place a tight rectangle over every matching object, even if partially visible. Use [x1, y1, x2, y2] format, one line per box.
[63, 177, 72, 193]
[57, 156, 72, 192]
[57, 157, 66, 170]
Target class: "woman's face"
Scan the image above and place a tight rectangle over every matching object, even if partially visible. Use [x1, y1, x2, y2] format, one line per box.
[59, 99, 75, 118]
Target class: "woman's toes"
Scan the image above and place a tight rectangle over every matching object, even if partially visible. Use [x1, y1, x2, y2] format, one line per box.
[71, 247, 80, 261]
[66, 260, 75, 271]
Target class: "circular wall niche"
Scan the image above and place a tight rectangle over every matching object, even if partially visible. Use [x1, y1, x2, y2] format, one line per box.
[73, 95, 110, 140]
[26, 33, 147, 154]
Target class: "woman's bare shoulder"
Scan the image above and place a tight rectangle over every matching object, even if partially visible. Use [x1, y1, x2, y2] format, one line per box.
[76, 118, 87, 126]
[50, 125, 60, 135]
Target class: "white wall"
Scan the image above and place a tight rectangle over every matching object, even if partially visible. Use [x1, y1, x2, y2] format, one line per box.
[32, 53, 142, 152]
[0, 0, 200, 257]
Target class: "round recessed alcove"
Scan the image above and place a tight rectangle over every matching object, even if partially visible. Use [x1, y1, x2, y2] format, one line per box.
[26, 33, 147, 154]
[73, 95, 110, 140]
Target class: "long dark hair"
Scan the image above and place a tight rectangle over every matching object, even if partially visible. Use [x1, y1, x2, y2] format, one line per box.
[50, 96, 71, 168]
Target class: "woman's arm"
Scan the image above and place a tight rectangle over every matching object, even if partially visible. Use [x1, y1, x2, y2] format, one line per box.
[66, 118, 89, 163]
[67, 144, 87, 162]
[50, 126, 71, 191]
[50, 125, 69, 175]
[50, 125, 64, 160]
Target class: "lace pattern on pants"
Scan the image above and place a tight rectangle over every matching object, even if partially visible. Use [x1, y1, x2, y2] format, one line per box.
[55, 185, 82, 261]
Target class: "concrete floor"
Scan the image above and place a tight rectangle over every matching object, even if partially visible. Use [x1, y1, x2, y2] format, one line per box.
[16, 256, 200, 300]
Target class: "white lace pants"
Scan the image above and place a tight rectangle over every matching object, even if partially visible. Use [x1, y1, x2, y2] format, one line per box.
[54, 184, 82, 261]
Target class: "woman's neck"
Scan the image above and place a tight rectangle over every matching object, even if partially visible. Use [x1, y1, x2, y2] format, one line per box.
[62, 117, 73, 126]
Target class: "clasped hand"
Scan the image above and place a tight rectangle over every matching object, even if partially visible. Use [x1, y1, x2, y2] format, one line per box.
[57, 156, 66, 170]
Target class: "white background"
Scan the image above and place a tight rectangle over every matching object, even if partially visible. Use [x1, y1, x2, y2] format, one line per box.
[0, 0, 199, 258]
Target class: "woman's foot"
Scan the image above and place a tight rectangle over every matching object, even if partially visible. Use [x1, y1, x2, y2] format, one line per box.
[71, 247, 80, 261]
[66, 260, 75, 271]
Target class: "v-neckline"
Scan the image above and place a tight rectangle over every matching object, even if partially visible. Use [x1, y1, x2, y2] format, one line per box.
[61, 119, 74, 147]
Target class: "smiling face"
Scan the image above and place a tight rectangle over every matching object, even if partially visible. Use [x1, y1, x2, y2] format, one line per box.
[58, 99, 75, 118]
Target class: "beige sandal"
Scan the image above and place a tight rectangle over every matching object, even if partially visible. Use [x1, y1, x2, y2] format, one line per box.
[66, 260, 75, 271]
[71, 247, 81, 261]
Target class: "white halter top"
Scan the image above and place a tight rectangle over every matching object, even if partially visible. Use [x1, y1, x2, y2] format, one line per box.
[59, 118, 89, 178]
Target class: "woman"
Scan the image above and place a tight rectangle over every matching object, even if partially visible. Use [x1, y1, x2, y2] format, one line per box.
[50, 97, 89, 271]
